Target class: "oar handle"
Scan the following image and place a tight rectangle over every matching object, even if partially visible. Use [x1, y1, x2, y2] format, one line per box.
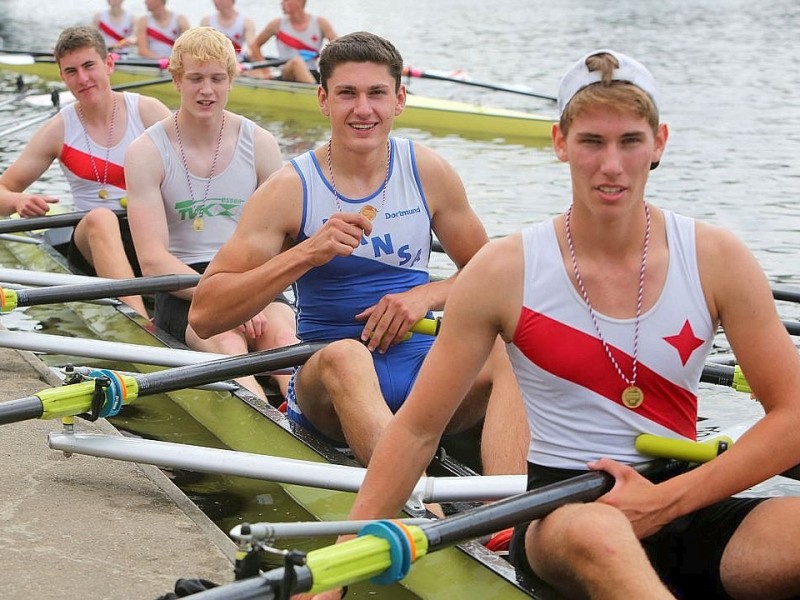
[635, 434, 733, 463]
[700, 363, 751, 393]
[0, 208, 126, 235]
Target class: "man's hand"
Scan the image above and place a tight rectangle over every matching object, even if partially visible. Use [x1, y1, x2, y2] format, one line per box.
[589, 457, 672, 539]
[356, 287, 431, 353]
[303, 213, 372, 266]
[15, 194, 58, 217]
[238, 311, 269, 339]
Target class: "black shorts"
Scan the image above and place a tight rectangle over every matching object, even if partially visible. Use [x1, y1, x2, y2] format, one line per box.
[66, 217, 141, 277]
[154, 262, 293, 344]
[508, 462, 765, 599]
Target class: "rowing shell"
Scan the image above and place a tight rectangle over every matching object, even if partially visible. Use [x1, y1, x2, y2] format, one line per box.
[1, 58, 555, 145]
[0, 229, 539, 599]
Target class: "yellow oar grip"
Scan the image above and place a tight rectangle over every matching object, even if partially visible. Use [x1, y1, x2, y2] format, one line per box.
[0, 287, 18, 312]
[635, 434, 734, 464]
[730, 365, 751, 394]
[306, 525, 428, 594]
[38, 376, 140, 420]
[410, 317, 441, 336]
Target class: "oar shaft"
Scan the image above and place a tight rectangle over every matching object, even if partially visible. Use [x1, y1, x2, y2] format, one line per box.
[773, 286, 800, 303]
[2, 273, 201, 311]
[0, 208, 126, 235]
[0, 396, 43, 425]
[135, 342, 326, 396]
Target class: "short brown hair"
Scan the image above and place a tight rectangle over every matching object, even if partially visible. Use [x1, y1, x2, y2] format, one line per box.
[54, 26, 108, 63]
[168, 27, 238, 80]
[319, 31, 403, 92]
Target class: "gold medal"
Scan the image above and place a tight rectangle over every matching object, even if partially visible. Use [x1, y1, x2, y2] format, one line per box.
[98, 189, 109, 200]
[359, 204, 378, 221]
[193, 216, 204, 232]
[621, 385, 645, 409]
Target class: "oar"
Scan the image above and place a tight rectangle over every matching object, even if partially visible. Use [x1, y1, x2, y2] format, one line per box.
[0, 207, 126, 235]
[48, 432, 527, 502]
[0, 317, 441, 425]
[404, 66, 557, 102]
[0, 317, 441, 368]
[0, 273, 200, 312]
[188, 459, 685, 600]
[0, 341, 327, 426]
[0, 266, 120, 286]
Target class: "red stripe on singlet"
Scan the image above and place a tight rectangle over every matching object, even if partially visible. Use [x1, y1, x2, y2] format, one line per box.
[98, 21, 125, 42]
[147, 27, 176, 47]
[276, 31, 319, 56]
[512, 307, 697, 438]
[60, 145, 127, 190]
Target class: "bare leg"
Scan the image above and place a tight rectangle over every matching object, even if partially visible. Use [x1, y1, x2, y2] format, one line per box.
[249, 301, 298, 398]
[527, 503, 675, 599]
[280, 56, 317, 83]
[448, 337, 528, 475]
[185, 325, 267, 402]
[295, 339, 392, 465]
[73, 208, 148, 317]
[719, 497, 800, 599]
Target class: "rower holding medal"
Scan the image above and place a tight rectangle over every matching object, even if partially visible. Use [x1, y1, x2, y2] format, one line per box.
[0, 26, 170, 317]
[190, 31, 528, 476]
[125, 26, 297, 401]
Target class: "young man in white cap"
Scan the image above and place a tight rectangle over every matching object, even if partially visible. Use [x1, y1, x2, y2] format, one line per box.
[325, 49, 800, 599]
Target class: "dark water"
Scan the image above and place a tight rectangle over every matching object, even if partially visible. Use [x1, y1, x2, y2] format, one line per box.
[2, 0, 800, 592]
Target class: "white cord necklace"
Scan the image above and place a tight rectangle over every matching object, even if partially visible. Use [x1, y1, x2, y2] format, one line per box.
[75, 93, 118, 200]
[173, 110, 226, 232]
[326, 138, 391, 221]
[564, 201, 651, 409]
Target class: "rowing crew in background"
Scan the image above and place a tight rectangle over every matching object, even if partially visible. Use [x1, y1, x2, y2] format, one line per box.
[92, 0, 136, 54]
[136, 0, 190, 59]
[124, 27, 298, 401]
[0, 26, 171, 317]
[247, 0, 337, 83]
[200, 0, 258, 63]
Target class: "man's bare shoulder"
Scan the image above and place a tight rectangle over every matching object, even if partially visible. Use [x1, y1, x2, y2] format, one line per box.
[136, 94, 172, 127]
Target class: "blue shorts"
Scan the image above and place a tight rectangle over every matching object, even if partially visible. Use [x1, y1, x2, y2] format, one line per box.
[508, 462, 765, 599]
[286, 334, 434, 441]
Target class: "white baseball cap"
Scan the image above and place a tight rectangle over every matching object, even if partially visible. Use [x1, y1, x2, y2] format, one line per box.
[557, 49, 658, 115]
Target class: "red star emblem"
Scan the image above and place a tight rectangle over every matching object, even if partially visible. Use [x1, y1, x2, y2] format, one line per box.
[663, 319, 704, 366]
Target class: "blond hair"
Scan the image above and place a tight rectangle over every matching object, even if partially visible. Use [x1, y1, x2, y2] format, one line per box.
[168, 27, 237, 80]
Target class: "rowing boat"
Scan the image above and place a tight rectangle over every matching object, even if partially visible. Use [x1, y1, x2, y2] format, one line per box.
[0, 57, 555, 144]
[0, 230, 543, 599]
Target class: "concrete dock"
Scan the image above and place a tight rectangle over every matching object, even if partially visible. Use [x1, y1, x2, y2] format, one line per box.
[0, 346, 236, 599]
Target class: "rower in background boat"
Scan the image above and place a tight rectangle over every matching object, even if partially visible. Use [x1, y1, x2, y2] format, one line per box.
[92, 0, 137, 55]
[135, 0, 190, 60]
[199, 0, 258, 64]
[0, 26, 171, 317]
[247, 0, 337, 83]
[189, 31, 528, 473]
[339, 50, 800, 600]
[124, 26, 298, 402]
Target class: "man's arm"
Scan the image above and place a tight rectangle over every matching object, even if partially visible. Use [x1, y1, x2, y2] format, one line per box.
[135, 16, 156, 58]
[357, 143, 489, 352]
[248, 19, 279, 62]
[124, 131, 198, 300]
[190, 165, 372, 339]
[318, 16, 337, 43]
[350, 236, 522, 520]
[597, 221, 800, 538]
[0, 117, 63, 216]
